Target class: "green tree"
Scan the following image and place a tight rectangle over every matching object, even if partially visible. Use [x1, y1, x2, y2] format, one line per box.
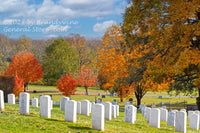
[43, 38, 79, 85]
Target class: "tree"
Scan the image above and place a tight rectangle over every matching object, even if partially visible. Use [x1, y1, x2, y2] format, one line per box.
[13, 75, 24, 97]
[122, 0, 200, 107]
[97, 25, 132, 101]
[76, 68, 97, 95]
[43, 38, 79, 85]
[5, 51, 43, 90]
[57, 73, 77, 97]
[0, 54, 9, 75]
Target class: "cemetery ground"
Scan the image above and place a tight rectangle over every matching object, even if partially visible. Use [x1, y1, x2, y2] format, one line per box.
[1, 103, 199, 133]
[0, 85, 199, 132]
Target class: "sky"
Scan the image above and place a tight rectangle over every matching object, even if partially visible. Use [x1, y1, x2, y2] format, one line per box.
[0, 0, 128, 39]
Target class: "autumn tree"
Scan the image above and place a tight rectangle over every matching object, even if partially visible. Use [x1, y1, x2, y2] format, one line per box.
[0, 54, 9, 75]
[122, 0, 200, 107]
[5, 51, 43, 90]
[13, 75, 24, 97]
[76, 68, 97, 95]
[57, 73, 77, 97]
[43, 38, 79, 85]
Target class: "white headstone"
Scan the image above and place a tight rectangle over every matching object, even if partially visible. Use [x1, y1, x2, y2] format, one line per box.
[104, 102, 112, 120]
[92, 104, 104, 131]
[124, 105, 136, 124]
[60, 97, 70, 111]
[139, 104, 145, 110]
[89, 102, 92, 113]
[50, 100, 53, 110]
[81, 100, 90, 116]
[160, 108, 168, 121]
[180, 109, 186, 112]
[112, 105, 116, 118]
[146, 107, 151, 123]
[149, 108, 160, 128]
[189, 113, 199, 130]
[115, 105, 119, 116]
[77, 102, 81, 114]
[65, 100, 77, 122]
[144, 107, 150, 119]
[188, 111, 195, 122]
[152, 105, 156, 108]
[161, 106, 166, 109]
[167, 111, 176, 126]
[111, 101, 118, 105]
[53, 101, 60, 105]
[19, 92, 29, 115]
[8, 94, 15, 104]
[0, 90, 4, 111]
[175, 111, 187, 133]
[32, 98, 38, 108]
[40, 95, 51, 118]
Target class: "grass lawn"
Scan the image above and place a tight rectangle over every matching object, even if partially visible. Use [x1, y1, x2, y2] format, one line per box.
[1, 102, 199, 133]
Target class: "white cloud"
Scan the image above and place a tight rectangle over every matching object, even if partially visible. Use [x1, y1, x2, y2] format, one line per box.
[93, 20, 117, 33]
[0, 0, 122, 21]
[43, 25, 70, 33]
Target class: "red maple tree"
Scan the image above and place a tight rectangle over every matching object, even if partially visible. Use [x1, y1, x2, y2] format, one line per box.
[77, 68, 97, 95]
[5, 51, 43, 90]
[13, 75, 24, 97]
[57, 73, 77, 96]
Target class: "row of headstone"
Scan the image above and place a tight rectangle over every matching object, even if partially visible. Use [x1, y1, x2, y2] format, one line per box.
[142, 105, 200, 133]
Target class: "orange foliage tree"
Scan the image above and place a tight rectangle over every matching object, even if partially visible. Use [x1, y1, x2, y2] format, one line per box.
[5, 51, 43, 90]
[76, 68, 97, 95]
[13, 75, 24, 97]
[56, 73, 77, 96]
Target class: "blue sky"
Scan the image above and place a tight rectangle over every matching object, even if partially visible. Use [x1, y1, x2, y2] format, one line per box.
[0, 0, 127, 39]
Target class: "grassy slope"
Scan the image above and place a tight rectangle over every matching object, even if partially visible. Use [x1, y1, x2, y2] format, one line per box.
[0, 103, 199, 133]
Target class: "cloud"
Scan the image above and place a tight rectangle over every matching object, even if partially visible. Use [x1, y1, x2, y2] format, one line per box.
[93, 20, 117, 33]
[43, 25, 70, 33]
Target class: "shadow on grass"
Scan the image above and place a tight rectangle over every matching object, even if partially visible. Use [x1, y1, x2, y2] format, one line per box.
[68, 126, 92, 130]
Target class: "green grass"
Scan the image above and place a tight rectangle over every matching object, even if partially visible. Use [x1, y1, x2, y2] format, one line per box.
[1, 103, 199, 133]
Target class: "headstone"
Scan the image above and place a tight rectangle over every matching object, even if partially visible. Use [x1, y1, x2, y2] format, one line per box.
[92, 104, 104, 131]
[77, 102, 81, 114]
[50, 100, 53, 110]
[98, 93, 100, 96]
[188, 111, 195, 122]
[81, 100, 90, 116]
[40, 95, 51, 118]
[19, 92, 30, 115]
[104, 102, 112, 120]
[124, 105, 136, 124]
[60, 97, 70, 111]
[8, 94, 15, 104]
[144, 107, 150, 119]
[112, 105, 116, 118]
[149, 108, 160, 128]
[165, 102, 170, 105]
[111, 101, 118, 105]
[96, 100, 101, 104]
[0, 90, 4, 111]
[152, 105, 156, 108]
[175, 111, 187, 133]
[53, 101, 60, 105]
[139, 104, 145, 110]
[146, 107, 151, 123]
[167, 111, 176, 126]
[89, 102, 92, 113]
[115, 105, 119, 116]
[161, 106, 166, 109]
[160, 108, 168, 121]
[158, 96, 163, 99]
[189, 113, 199, 130]
[180, 109, 186, 112]
[65, 100, 77, 122]
[32, 98, 38, 108]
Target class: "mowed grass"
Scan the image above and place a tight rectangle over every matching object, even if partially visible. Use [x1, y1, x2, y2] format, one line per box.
[29, 85, 198, 97]
[1, 103, 199, 133]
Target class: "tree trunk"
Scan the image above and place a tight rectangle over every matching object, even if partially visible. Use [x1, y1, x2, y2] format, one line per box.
[24, 82, 28, 91]
[136, 96, 141, 107]
[85, 86, 88, 95]
[196, 88, 200, 110]
[120, 98, 123, 102]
